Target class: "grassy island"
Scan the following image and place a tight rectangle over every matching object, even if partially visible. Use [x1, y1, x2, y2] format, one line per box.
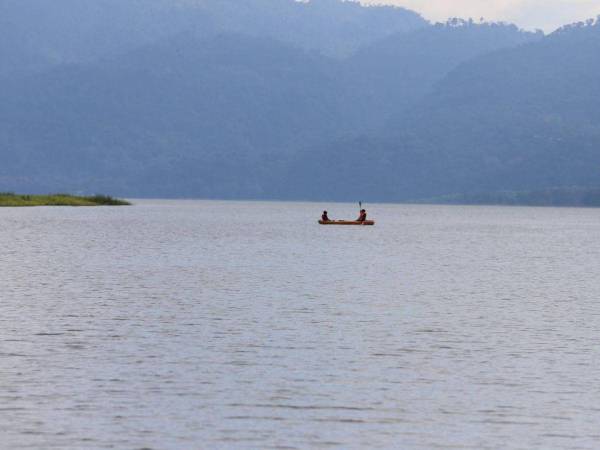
[0, 193, 130, 207]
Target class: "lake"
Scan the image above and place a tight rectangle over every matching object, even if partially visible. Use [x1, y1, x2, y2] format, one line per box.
[1, 200, 599, 449]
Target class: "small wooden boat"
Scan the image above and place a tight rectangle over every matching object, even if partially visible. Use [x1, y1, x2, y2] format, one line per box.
[319, 220, 375, 226]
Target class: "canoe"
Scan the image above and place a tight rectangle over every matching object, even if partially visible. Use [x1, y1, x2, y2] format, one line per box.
[319, 220, 375, 226]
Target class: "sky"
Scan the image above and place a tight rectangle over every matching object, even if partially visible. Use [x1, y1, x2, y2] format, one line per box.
[362, 0, 600, 32]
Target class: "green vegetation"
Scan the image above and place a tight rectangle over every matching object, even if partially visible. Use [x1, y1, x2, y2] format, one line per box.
[0, 193, 130, 207]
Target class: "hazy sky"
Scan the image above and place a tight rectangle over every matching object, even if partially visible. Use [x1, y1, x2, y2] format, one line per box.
[363, 0, 600, 32]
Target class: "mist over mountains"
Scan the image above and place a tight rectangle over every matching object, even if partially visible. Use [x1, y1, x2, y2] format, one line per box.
[1, 0, 599, 201]
[0, 0, 424, 78]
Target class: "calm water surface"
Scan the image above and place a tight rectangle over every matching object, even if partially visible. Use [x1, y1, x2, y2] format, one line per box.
[2, 200, 600, 449]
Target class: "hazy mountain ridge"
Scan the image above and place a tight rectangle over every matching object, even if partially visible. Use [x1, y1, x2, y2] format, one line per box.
[1, 33, 350, 196]
[194, 0, 427, 57]
[1, 0, 599, 201]
[285, 18, 600, 201]
[342, 19, 541, 130]
[0, 0, 425, 78]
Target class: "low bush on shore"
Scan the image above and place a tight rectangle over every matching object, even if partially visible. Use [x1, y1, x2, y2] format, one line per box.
[0, 193, 130, 207]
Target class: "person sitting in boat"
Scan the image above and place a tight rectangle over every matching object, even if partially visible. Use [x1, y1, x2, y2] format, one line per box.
[321, 211, 331, 222]
[357, 209, 367, 222]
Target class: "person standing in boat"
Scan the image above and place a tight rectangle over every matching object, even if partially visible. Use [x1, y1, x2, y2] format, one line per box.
[321, 211, 331, 222]
[357, 209, 367, 222]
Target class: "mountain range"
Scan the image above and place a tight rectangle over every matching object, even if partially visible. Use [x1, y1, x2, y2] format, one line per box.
[1, 0, 599, 202]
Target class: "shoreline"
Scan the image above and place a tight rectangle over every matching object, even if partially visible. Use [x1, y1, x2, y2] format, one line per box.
[0, 193, 130, 207]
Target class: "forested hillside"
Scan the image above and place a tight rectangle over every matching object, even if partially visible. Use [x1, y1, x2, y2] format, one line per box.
[0, 0, 424, 77]
[1, 34, 349, 196]
[342, 20, 540, 129]
[1, 0, 599, 202]
[285, 19, 600, 201]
